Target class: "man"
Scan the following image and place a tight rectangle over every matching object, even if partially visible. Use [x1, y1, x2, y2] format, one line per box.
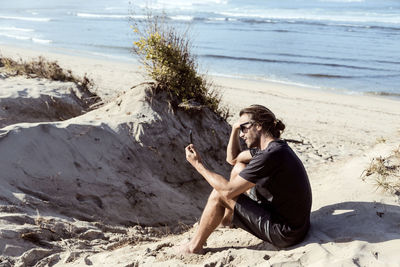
[179, 104, 312, 254]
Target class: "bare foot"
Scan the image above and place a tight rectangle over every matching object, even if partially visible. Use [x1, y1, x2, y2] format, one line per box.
[175, 242, 204, 255]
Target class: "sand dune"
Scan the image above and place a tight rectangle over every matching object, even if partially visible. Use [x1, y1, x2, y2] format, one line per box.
[0, 65, 231, 266]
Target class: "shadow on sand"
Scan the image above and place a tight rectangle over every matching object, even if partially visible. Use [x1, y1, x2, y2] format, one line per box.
[306, 201, 400, 244]
[219, 201, 400, 252]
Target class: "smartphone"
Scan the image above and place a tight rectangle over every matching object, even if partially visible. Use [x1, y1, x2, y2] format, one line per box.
[189, 130, 193, 144]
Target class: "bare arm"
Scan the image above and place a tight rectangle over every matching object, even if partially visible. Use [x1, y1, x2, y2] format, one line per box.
[236, 150, 252, 164]
[186, 145, 254, 199]
[226, 122, 242, 165]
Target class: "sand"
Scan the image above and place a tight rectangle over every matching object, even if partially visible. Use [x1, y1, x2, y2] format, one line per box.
[1, 44, 400, 267]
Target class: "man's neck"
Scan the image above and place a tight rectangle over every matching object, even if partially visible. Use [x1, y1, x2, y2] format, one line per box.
[259, 135, 277, 150]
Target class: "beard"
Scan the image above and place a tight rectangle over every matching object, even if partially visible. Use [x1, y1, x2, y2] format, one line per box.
[245, 135, 259, 149]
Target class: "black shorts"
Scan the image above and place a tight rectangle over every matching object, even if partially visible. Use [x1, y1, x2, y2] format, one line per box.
[232, 194, 309, 248]
[232, 194, 274, 243]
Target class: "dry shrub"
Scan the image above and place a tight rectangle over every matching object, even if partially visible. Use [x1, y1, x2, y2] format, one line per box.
[362, 145, 400, 194]
[0, 56, 101, 108]
[131, 13, 229, 119]
[376, 136, 386, 144]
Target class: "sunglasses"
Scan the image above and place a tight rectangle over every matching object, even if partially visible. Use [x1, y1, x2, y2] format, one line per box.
[240, 121, 254, 133]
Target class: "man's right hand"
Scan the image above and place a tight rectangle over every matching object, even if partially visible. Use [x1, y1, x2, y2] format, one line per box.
[185, 144, 202, 168]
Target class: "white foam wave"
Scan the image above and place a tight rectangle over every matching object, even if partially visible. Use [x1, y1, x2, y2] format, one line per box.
[0, 33, 51, 44]
[140, 0, 227, 10]
[0, 15, 51, 22]
[0, 33, 30, 41]
[156, 0, 227, 6]
[218, 10, 400, 24]
[0, 26, 34, 32]
[209, 17, 226, 21]
[104, 7, 125, 11]
[86, 51, 135, 62]
[319, 0, 364, 2]
[76, 13, 128, 19]
[204, 17, 237, 23]
[32, 38, 52, 44]
[209, 72, 322, 89]
[169, 15, 194, 21]
[129, 15, 149, 20]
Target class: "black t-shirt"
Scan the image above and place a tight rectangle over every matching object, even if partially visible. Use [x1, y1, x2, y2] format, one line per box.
[239, 140, 312, 229]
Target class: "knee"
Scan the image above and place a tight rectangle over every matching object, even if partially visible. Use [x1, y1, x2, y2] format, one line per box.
[208, 189, 221, 203]
[208, 189, 234, 210]
[231, 162, 246, 179]
[208, 189, 228, 207]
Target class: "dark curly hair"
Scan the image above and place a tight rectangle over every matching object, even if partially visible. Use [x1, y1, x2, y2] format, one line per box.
[239, 104, 285, 138]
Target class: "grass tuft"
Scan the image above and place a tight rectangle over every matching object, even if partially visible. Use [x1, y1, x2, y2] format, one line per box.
[362, 145, 400, 194]
[376, 136, 386, 144]
[131, 13, 229, 119]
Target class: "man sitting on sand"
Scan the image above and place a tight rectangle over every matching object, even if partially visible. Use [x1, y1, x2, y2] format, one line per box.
[180, 104, 312, 253]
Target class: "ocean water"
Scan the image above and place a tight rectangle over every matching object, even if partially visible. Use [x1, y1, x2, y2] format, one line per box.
[0, 0, 399, 97]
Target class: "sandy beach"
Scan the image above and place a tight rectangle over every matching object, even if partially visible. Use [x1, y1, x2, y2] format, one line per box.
[1, 44, 400, 266]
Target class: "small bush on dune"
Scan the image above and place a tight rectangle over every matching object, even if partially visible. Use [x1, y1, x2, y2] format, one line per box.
[2, 56, 72, 81]
[131, 13, 229, 118]
[0, 56, 101, 108]
[362, 145, 400, 194]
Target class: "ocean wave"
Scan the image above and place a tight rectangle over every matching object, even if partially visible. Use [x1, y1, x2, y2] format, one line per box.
[217, 11, 400, 25]
[209, 71, 399, 97]
[318, 22, 400, 32]
[271, 52, 400, 66]
[319, 0, 364, 2]
[200, 54, 391, 71]
[202, 54, 285, 63]
[76, 13, 128, 19]
[32, 38, 52, 44]
[129, 10, 400, 31]
[164, 12, 400, 31]
[153, 0, 228, 9]
[189, 16, 238, 22]
[90, 44, 131, 51]
[169, 15, 194, 21]
[303, 74, 354, 79]
[302, 21, 400, 31]
[0, 15, 51, 22]
[365, 91, 400, 98]
[207, 17, 228, 21]
[238, 18, 274, 24]
[104, 7, 126, 11]
[0, 33, 51, 44]
[0, 33, 30, 41]
[363, 74, 400, 79]
[368, 25, 400, 31]
[129, 15, 149, 20]
[375, 60, 400, 65]
[86, 51, 135, 62]
[131, 14, 233, 23]
[209, 71, 322, 89]
[0, 26, 34, 32]
[79, 13, 206, 22]
[302, 73, 400, 80]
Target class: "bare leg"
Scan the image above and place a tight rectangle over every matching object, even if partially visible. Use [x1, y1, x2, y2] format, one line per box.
[177, 163, 246, 254]
[220, 162, 247, 227]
